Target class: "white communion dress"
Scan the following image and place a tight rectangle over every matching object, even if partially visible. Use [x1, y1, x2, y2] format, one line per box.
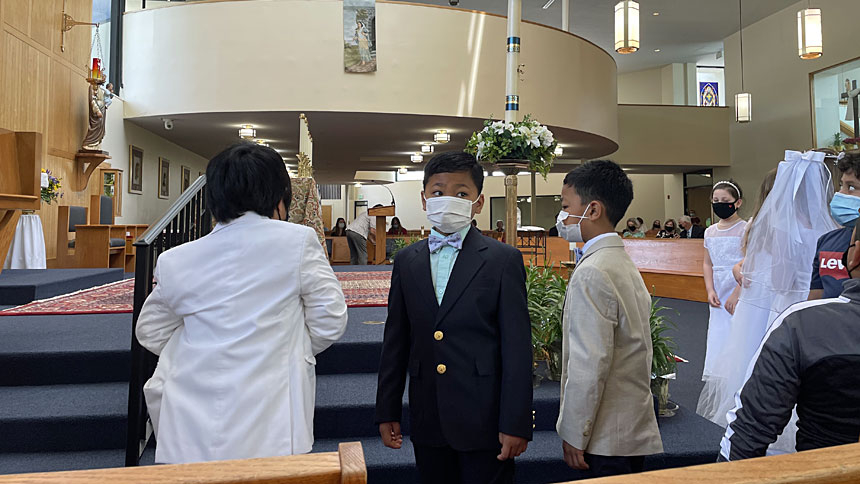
[696, 219, 747, 422]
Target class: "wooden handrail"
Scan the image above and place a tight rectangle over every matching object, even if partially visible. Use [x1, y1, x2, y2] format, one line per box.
[0, 442, 366, 484]
[560, 443, 860, 484]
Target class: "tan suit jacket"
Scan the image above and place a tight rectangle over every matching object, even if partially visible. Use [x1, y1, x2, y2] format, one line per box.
[556, 234, 663, 456]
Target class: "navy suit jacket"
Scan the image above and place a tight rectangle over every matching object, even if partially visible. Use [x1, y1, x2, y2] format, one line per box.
[374, 226, 533, 451]
[680, 225, 706, 239]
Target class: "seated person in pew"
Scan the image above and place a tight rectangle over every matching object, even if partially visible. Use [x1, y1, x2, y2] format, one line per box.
[555, 160, 662, 478]
[657, 219, 679, 239]
[388, 216, 408, 236]
[679, 215, 705, 239]
[136, 142, 348, 464]
[376, 152, 532, 484]
[720, 216, 860, 461]
[809, 151, 860, 300]
[621, 218, 643, 238]
[645, 219, 662, 237]
[331, 217, 347, 237]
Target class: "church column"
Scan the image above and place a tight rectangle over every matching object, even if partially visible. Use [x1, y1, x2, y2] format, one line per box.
[504, 0, 521, 247]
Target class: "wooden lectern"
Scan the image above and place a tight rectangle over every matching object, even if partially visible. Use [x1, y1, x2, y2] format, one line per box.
[0, 131, 41, 275]
[368, 205, 395, 265]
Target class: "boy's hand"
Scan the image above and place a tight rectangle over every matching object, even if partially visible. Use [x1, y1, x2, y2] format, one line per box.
[379, 422, 403, 449]
[497, 433, 527, 460]
[707, 290, 721, 308]
[562, 440, 589, 470]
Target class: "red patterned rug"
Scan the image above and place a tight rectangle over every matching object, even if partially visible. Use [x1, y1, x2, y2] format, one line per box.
[0, 271, 391, 316]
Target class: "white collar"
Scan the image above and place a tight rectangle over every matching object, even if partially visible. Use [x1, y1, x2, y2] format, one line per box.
[582, 232, 619, 255]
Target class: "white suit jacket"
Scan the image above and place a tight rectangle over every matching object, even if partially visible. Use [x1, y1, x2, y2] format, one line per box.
[137, 212, 348, 464]
[556, 234, 663, 456]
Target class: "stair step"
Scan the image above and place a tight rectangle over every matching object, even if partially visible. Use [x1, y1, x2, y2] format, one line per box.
[315, 307, 386, 375]
[0, 446, 155, 476]
[0, 313, 131, 386]
[0, 383, 127, 452]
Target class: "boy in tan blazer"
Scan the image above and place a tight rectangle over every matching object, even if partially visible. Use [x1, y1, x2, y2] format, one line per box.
[554, 160, 663, 477]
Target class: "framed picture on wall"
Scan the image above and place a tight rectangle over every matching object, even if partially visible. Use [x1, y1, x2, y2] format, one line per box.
[129, 145, 144, 195]
[181, 165, 192, 192]
[158, 157, 170, 199]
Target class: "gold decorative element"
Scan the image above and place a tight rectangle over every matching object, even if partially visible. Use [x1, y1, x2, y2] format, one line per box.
[436, 364, 447, 375]
[297, 152, 313, 178]
[434, 331, 444, 341]
[61, 0, 97, 52]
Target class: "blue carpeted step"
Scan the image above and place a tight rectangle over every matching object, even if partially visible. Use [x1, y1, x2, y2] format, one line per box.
[313, 428, 721, 484]
[0, 313, 131, 386]
[314, 373, 563, 440]
[0, 446, 155, 476]
[315, 307, 386, 375]
[0, 382, 127, 453]
[0, 269, 123, 305]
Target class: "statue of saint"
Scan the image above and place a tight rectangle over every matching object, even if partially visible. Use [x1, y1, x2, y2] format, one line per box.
[81, 82, 113, 151]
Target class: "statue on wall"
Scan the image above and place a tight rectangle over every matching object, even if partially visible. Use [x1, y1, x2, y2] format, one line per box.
[81, 81, 113, 151]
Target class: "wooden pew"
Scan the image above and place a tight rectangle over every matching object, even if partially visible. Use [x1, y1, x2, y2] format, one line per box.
[562, 442, 860, 484]
[623, 239, 707, 303]
[0, 442, 367, 484]
[0, 131, 41, 275]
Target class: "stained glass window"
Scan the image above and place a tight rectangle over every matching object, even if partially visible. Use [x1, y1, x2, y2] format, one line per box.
[699, 82, 719, 107]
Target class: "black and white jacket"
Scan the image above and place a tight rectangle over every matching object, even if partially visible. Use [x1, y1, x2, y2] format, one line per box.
[720, 279, 860, 460]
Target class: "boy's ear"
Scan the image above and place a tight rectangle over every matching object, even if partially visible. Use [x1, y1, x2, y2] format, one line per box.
[472, 194, 485, 215]
[420, 191, 427, 211]
[588, 200, 605, 221]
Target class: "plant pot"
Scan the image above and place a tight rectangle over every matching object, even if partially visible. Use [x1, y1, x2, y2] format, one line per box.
[494, 160, 530, 177]
[545, 341, 563, 381]
[650, 377, 677, 418]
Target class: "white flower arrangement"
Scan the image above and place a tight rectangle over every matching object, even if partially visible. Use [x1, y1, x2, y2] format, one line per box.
[465, 115, 558, 178]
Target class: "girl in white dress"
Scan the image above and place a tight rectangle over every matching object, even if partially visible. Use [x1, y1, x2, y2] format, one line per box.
[697, 180, 746, 422]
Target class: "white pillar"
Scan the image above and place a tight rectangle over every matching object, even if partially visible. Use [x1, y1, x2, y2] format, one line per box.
[562, 0, 570, 32]
[504, 0, 522, 246]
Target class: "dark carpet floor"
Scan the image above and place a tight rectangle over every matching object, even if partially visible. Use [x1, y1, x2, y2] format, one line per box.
[0, 269, 123, 305]
[0, 266, 722, 482]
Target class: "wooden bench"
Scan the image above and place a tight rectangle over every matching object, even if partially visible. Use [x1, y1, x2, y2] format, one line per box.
[0, 442, 367, 484]
[623, 239, 707, 303]
[0, 131, 41, 275]
[562, 442, 860, 484]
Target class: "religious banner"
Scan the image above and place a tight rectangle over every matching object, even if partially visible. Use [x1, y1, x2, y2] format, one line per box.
[343, 0, 376, 73]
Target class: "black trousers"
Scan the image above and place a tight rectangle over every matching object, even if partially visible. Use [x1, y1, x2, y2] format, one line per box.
[583, 453, 645, 478]
[413, 443, 515, 484]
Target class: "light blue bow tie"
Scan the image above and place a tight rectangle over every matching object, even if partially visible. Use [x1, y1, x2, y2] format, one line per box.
[573, 247, 584, 262]
[428, 232, 463, 253]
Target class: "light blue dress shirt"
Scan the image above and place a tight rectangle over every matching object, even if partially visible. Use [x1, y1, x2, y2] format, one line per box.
[429, 225, 472, 305]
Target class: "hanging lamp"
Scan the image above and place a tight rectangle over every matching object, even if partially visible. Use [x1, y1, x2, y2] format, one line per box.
[797, 6, 822, 59]
[614, 1, 640, 54]
[735, 0, 751, 123]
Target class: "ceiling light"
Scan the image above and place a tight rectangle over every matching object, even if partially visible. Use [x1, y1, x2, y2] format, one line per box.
[254, 139, 269, 147]
[421, 143, 434, 154]
[736, 0, 751, 123]
[355, 182, 362, 188]
[614, 1, 640, 54]
[411, 153, 424, 163]
[652, 11, 659, 16]
[797, 8, 822, 59]
[434, 130, 450, 143]
[238, 125, 256, 139]
[542, 0, 555, 9]
[554, 146, 563, 156]
[399, 167, 408, 174]
[654, 49, 661, 52]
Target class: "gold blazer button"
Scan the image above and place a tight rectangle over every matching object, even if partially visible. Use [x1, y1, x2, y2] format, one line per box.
[434, 331, 444, 341]
[436, 364, 447, 374]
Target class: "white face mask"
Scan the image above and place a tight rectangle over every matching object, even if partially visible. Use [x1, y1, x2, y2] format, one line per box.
[555, 205, 590, 243]
[424, 194, 478, 234]
[337, 222, 346, 228]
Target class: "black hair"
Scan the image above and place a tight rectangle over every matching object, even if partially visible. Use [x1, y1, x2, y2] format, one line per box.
[422, 151, 484, 193]
[838, 151, 860, 179]
[206, 142, 291, 223]
[712, 179, 743, 200]
[563, 160, 633, 226]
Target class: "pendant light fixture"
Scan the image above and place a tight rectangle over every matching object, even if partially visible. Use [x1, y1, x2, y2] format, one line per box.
[421, 142, 434, 154]
[434, 130, 451, 143]
[614, 1, 640, 54]
[411, 153, 423, 163]
[735, 0, 751, 123]
[797, 4, 822, 60]
[238, 125, 256, 139]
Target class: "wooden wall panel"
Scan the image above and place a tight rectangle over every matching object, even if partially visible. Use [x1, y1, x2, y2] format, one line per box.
[1, 0, 92, 262]
[2, 0, 29, 36]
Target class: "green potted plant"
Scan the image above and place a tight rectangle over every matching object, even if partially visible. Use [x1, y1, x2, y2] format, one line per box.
[389, 236, 419, 262]
[464, 115, 558, 178]
[650, 299, 678, 417]
[525, 259, 567, 383]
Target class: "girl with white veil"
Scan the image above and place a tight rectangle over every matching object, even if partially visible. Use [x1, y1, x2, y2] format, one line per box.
[697, 151, 839, 454]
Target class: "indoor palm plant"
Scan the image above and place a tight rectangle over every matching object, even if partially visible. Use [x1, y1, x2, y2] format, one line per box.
[464, 115, 558, 178]
[525, 259, 567, 383]
[650, 299, 678, 417]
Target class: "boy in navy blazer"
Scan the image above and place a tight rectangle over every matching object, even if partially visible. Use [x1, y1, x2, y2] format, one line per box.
[375, 152, 533, 484]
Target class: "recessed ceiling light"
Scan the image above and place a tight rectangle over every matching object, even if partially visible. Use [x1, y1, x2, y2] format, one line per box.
[238, 125, 256, 139]
[652, 12, 659, 16]
[434, 130, 450, 143]
[421, 142, 434, 154]
[654, 49, 661, 52]
[411, 153, 424, 163]
[399, 167, 408, 174]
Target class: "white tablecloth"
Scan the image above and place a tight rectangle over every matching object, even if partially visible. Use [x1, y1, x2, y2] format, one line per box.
[3, 214, 47, 269]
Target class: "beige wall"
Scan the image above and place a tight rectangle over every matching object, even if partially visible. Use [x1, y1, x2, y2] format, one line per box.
[121, 0, 618, 146]
[618, 63, 697, 105]
[100, 98, 209, 225]
[353, 172, 683, 233]
[718, 0, 860, 218]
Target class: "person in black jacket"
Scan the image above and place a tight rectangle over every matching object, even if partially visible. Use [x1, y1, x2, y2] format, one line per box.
[679, 215, 705, 239]
[375, 152, 533, 484]
[720, 217, 860, 460]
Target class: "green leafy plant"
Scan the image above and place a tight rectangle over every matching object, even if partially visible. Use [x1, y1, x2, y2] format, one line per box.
[389, 236, 419, 260]
[650, 299, 678, 378]
[832, 132, 845, 151]
[464, 114, 558, 179]
[525, 259, 567, 380]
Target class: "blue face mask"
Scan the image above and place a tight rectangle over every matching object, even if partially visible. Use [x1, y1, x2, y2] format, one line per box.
[830, 192, 860, 227]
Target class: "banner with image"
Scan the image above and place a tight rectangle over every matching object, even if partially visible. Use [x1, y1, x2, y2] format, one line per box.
[344, 0, 376, 73]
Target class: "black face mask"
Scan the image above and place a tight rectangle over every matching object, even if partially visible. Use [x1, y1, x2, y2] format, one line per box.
[713, 202, 737, 220]
[665, 225, 674, 231]
[843, 246, 858, 278]
[628, 225, 636, 230]
[653, 224, 661, 229]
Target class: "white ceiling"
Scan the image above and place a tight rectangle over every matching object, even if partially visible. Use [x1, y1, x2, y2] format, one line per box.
[396, 0, 800, 72]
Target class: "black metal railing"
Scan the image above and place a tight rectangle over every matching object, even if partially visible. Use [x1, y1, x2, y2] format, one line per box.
[125, 174, 211, 466]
